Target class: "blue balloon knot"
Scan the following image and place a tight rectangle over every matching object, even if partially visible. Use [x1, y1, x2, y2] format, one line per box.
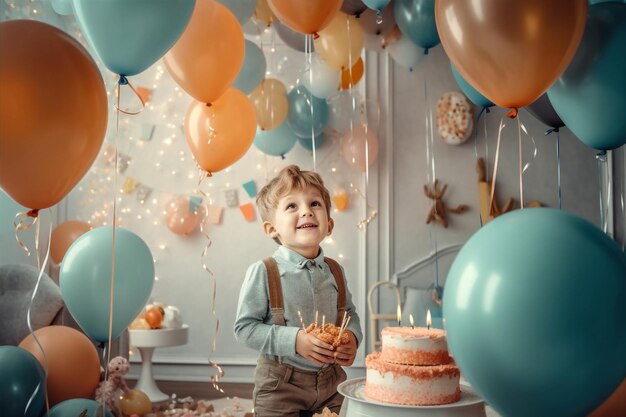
[118, 75, 128, 85]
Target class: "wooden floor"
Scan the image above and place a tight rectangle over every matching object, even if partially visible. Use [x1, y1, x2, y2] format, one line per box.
[127, 379, 254, 400]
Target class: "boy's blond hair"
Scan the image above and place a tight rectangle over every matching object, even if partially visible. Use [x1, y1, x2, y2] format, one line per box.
[256, 165, 332, 222]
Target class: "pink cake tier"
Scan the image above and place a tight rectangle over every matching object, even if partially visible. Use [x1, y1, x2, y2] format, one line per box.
[380, 326, 452, 365]
[364, 351, 461, 406]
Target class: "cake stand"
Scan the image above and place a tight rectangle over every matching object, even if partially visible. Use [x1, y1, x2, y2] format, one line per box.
[129, 325, 189, 402]
[338, 377, 487, 417]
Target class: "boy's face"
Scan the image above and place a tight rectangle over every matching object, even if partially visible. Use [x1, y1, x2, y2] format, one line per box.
[263, 186, 333, 259]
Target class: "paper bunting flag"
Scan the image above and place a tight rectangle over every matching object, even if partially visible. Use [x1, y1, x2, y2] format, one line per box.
[225, 189, 239, 207]
[136, 86, 152, 104]
[242, 180, 257, 198]
[206, 205, 224, 225]
[136, 184, 152, 202]
[240, 203, 255, 222]
[101, 144, 116, 166]
[117, 153, 131, 173]
[123, 177, 139, 194]
[189, 195, 203, 213]
[140, 123, 156, 141]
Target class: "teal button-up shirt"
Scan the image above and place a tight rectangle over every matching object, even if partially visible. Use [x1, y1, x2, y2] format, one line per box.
[234, 245, 363, 371]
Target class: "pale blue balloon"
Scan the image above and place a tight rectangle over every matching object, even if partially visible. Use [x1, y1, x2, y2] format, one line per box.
[60, 227, 155, 342]
[216, 0, 256, 24]
[548, 3, 626, 151]
[51, 0, 73, 15]
[72, 0, 195, 76]
[0, 346, 45, 417]
[298, 132, 326, 150]
[50, 399, 113, 417]
[363, 0, 391, 12]
[233, 40, 266, 94]
[451, 64, 494, 108]
[443, 208, 626, 417]
[287, 85, 329, 138]
[394, 0, 439, 50]
[254, 122, 297, 157]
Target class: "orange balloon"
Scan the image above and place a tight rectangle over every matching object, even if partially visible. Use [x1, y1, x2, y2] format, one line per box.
[164, 196, 205, 237]
[120, 389, 152, 414]
[144, 307, 163, 329]
[588, 378, 626, 417]
[0, 20, 107, 211]
[185, 88, 257, 174]
[254, 0, 274, 27]
[50, 220, 92, 264]
[341, 125, 379, 172]
[249, 79, 289, 131]
[19, 325, 101, 406]
[164, 0, 244, 104]
[435, 0, 587, 109]
[314, 12, 364, 70]
[267, 0, 342, 34]
[340, 58, 364, 90]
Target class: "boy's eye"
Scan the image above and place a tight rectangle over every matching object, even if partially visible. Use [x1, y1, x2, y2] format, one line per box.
[311, 201, 322, 207]
[286, 203, 296, 210]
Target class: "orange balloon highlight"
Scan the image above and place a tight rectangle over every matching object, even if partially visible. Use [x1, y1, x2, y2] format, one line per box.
[0, 20, 107, 211]
[340, 58, 364, 90]
[184, 88, 257, 174]
[435, 0, 587, 109]
[164, 0, 244, 104]
[249, 79, 289, 131]
[267, 0, 342, 34]
[19, 326, 101, 406]
[50, 221, 92, 264]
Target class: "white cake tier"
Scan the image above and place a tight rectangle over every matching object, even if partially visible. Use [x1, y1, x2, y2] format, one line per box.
[381, 326, 452, 365]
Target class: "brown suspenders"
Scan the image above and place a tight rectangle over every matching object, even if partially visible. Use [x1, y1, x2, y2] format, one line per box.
[262, 257, 347, 327]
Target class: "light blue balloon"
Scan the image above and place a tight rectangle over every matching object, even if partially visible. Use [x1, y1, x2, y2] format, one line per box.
[51, 0, 73, 15]
[216, 0, 256, 24]
[298, 132, 326, 150]
[443, 208, 626, 417]
[50, 399, 113, 417]
[363, 0, 391, 12]
[548, 3, 626, 151]
[0, 346, 45, 417]
[451, 64, 494, 109]
[287, 85, 329, 138]
[60, 227, 155, 342]
[394, 0, 439, 50]
[72, 0, 195, 76]
[233, 40, 266, 94]
[254, 122, 297, 157]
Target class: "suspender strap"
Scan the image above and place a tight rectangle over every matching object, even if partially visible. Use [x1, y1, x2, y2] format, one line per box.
[325, 257, 347, 327]
[263, 257, 285, 326]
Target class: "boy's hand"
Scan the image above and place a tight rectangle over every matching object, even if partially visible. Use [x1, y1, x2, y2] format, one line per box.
[334, 331, 357, 366]
[296, 330, 335, 366]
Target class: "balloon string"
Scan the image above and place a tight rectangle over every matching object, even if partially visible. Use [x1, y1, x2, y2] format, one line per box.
[517, 117, 524, 208]
[25, 210, 52, 416]
[596, 150, 611, 235]
[113, 75, 145, 115]
[473, 107, 488, 227]
[197, 171, 223, 392]
[489, 117, 507, 215]
[13, 210, 39, 256]
[305, 34, 317, 171]
[518, 116, 538, 210]
[353, 185, 378, 230]
[545, 128, 563, 209]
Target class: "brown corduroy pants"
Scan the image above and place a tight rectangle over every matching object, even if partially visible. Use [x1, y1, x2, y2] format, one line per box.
[253, 356, 347, 417]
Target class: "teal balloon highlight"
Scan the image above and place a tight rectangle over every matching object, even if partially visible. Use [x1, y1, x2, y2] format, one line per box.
[60, 227, 155, 342]
[51, 0, 73, 15]
[254, 122, 297, 157]
[287, 85, 329, 138]
[216, 0, 256, 24]
[233, 40, 266, 94]
[298, 132, 326, 150]
[0, 346, 45, 417]
[50, 399, 113, 417]
[73, 0, 195, 76]
[451, 64, 494, 109]
[394, 0, 439, 50]
[548, 3, 626, 150]
[443, 208, 626, 417]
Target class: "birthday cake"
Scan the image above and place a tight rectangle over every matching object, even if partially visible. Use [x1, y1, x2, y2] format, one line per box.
[364, 326, 460, 406]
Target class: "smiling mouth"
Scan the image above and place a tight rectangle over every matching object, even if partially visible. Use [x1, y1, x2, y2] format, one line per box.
[297, 223, 318, 229]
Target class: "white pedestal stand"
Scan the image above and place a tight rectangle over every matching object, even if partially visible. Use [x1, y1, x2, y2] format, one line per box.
[129, 325, 189, 403]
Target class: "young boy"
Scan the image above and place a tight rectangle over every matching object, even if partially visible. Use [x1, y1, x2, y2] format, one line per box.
[234, 165, 362, 417]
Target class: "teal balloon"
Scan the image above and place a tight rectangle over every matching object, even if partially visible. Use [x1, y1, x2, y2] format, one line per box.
[394, 0, 439, 50]
[60, 227, 155, 342]
[51, 0, 73, 15]
[50, 399, 113, 417]
[451, 64, 494, 108]
[216, 0, 256, 24]
[0, 346, 45, 417]
[233, 40, 266, 94]
[298, 132, 326, 150]
[287, 86, 329, 138]
[363, 0, 391, 12]
[72, 0, 195, 76]
[254, 122, 297, 157]
[548, 3, 626, 150]
[443, 208, 626, 417]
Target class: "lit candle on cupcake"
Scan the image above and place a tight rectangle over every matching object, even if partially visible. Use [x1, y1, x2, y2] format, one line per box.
[409, 314, 414, 330]
[426, 309, 432, 331]
[397, 304, 402, 326]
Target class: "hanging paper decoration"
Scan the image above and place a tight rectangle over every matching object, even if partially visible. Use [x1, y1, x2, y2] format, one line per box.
[140, 123, 156, 141]
[206, 205, 224, 225]
[242, 180, 257, 198]
[189, 195, 203, 213]
[225, 189, 239, 207]
[136, 184, 152, 202]
[117, 153, 131, 173]
[240, 202, 255, 222]
[135, 86, 152, 104]
[101, 144, 116, 166]
[123, 177, 139, 194]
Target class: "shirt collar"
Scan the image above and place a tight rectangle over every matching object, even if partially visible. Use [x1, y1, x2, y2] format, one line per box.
[274, 245, 326, 269]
